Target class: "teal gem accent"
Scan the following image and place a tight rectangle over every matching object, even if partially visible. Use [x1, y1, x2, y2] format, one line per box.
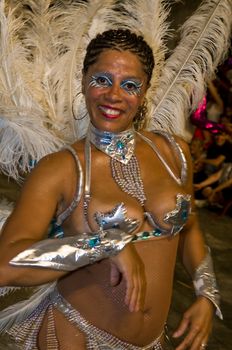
[116, 141, 125, 149]
[181, 210, 188, 221]
[142, 231, 150, 239]
[153, 229, 162, 237]
[88, 236, 101, 248]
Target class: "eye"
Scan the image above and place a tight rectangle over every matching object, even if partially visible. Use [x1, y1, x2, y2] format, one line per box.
[89, 74, 112, 88]
[121, 80, 142, 95]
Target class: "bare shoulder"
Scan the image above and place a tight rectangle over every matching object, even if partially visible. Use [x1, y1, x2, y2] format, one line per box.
[172, 135, 193, 167]
[23, 147, 81, 195]
[140, 130, 191, 157]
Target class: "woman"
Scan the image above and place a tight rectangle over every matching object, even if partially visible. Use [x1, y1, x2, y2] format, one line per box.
[0, 29, 220, 350]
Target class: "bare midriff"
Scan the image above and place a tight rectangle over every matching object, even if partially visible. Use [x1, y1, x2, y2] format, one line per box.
[58, 235, 179, 346]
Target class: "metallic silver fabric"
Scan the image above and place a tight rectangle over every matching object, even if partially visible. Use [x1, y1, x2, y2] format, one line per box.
[193, 249, 223, 319]
[55, 145, 84, 226]
[89, 123, 135, 164]
[137, 132, 188, 186]
[10, 229, 133, 271]
[144, 194, 191, 236]
[95, 202, 139, 233]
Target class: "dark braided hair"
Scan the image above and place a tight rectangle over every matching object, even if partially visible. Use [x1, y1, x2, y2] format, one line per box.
[83, 29, 155, 83]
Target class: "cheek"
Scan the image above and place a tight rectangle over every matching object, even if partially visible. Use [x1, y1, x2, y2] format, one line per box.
[85, 88, 102, 106]
[127, 95, 144, 110]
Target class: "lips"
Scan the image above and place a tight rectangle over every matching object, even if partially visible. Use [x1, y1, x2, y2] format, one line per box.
[99, 105, 121, 119]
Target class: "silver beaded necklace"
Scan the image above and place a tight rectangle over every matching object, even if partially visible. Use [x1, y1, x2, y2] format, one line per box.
[84, 124, 147, 218]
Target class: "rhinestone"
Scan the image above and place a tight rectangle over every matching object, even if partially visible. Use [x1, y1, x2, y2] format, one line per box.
[153, 229, 162, 237]
[142, 231, 150, 239]
[116, 141, 125, 149]
[181, 210, 188, 220]
[88, 236, 100, 248]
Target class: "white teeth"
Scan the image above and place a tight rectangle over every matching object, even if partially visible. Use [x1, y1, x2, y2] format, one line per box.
[99, 106, 120, 115]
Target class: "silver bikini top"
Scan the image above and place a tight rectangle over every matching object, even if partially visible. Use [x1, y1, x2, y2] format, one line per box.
[49, 131, 191, 239]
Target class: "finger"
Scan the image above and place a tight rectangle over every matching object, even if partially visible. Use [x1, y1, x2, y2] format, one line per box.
[189, 335, 208, 350]
[136, 265, 146, 312]
[173, 315, 190, 338]
[124, 269, 134, 309]
[126, 265, 143, 312]
[175, 324, 201, 350]
[128, 275, 139, 312]
[110, 263, 121, 286]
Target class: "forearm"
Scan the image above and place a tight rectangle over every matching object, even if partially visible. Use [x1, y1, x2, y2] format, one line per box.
[178, 215, 206, 276]
[202, 155, 225, 167]
[214, 178, 232, 193]
[197, 172, 220, 189]
[4, 229, 132, 286]
[179, 216, 222, 319]
[0, 239, 67, 287]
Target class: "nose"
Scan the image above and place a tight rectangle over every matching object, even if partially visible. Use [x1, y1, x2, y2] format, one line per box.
[104, 83, 122, 102]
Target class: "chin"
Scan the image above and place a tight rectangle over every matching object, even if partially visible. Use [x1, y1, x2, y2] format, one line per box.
[91, 119, 133, 133]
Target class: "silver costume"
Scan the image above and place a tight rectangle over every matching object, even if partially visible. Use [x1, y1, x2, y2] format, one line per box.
[193, 248, 223, 319]
[0, 127, 222, 350]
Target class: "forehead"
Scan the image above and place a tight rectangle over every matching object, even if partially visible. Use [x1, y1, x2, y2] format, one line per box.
[86, 49, 146, 78]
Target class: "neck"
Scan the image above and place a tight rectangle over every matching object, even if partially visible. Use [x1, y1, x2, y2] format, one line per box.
[88, 123, 135, 164]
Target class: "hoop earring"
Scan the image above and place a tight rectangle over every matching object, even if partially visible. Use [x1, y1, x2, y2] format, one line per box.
[72, 92, 88, 120]
[133, 98, 148, 130]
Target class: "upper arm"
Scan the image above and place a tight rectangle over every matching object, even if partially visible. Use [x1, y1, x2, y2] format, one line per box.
[173, 136, 194, 193]
[0, 153, 66, 246]
[173, 137, 207, 274]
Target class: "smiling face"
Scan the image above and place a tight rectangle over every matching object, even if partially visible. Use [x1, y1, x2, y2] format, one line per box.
[82, 49, 149, 133]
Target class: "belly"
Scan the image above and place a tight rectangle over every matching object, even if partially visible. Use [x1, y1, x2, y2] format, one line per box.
[58, 236, 179, 345]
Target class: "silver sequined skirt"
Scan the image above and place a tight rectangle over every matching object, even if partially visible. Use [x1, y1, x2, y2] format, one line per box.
[3, 286, 164, 350]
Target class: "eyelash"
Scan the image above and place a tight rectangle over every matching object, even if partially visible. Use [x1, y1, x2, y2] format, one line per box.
[89, 75, 142, 95]
[89, 75, 112, 88]
[121, 81, 142, 95]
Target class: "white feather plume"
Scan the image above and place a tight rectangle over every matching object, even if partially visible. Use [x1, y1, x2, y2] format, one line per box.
[0, 282, 56, 331]
[0, 286, 21, 298]
[0, 1, 64, 180]
[0, 198, 13, 232]
[102, 0, 170, 122]
[149, 0, 232, 141]
[46, 0, 117, 140]
[0, 112, 64, 181]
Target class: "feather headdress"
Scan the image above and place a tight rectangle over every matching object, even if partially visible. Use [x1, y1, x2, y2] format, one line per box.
[0, 1, 64, 180]
[149, 0, 232, 141]
[1, 0, 231, 181]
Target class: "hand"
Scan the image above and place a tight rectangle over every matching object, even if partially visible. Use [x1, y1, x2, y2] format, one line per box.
[194, 184, 203, 191]
[172, 297, 214, 349]
[110, 243, 146, 313]
[208, 191, 216, 204]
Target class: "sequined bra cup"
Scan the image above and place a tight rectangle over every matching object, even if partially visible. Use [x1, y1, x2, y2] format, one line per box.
[50, 131, 191, 240]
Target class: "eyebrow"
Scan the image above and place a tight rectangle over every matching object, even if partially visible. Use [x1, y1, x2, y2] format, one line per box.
[91, 71, 143, 82]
